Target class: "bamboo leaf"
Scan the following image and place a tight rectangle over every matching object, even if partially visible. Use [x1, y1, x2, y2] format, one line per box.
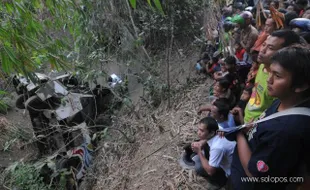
[147, 0, 152, 6]
[1, 50, 10, 73]
[153, 0, 164, 14]
[129, 0, 136, 9]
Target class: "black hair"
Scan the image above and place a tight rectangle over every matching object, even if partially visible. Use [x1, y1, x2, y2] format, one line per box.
[278, 8, 287, 14]
[271, 46, 310, 94]
[300, 32, 310, 44]
[271, 0, 280, 8]
[212, 57, 219, 63]
[296, 0, 308, 6]
[218, 79, 231, 91]
[244, 85, 253, 95]
[213, 98, 230, 120]
[259, 11, 268, 24]
[270, 30, 301, 47]
[285, 12, 299, 28]
[199, 117, 219, 133]
[287, 4, 301, 13]
[225, 55, 237, 65]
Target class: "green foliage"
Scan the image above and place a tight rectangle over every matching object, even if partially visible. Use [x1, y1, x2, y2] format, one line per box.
[129, 0, 137, 9]
[0, 90, 8, 113]
[5, 163, 52, 190]
[0, 0, 86, 75]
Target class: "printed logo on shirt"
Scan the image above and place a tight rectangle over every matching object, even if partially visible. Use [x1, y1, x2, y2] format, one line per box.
[247, 126, 257, 141]
[247, 83, 262, 111]
[257, 160, 269, 172]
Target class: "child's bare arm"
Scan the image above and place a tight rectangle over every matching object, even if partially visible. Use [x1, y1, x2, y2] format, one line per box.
[198, 105, 212, 114]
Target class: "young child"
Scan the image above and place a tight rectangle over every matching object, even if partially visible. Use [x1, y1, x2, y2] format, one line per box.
[206, 52, 221, 76]
[213, 58, 229, 80]
[234, 42, 246, 62]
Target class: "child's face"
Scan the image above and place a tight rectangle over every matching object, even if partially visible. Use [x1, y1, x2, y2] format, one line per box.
[210, 105, 220, 121]
[219, 60, 228, 72]
[197, 123, 209, 140]
[235, 44, 241, 51]
[240, 90, 251, 101]
[267, 62, 293, 98]
[213, 82, 224, 96]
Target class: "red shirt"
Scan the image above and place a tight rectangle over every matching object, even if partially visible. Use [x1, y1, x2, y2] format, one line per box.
[235, 49, 246, 61]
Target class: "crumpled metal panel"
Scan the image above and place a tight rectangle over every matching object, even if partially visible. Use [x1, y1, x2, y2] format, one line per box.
[54, 93, 93, 120]
[36, 80, 68, 101]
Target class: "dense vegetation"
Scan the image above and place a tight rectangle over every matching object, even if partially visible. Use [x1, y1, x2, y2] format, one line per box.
[0, 0, 208, 188]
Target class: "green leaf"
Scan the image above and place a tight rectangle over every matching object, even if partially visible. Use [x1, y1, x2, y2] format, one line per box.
[153, 0, 164, 15]
[129, 0, 136, 9]
[147, 0, 152, 6]
[0, 90, 7, 95]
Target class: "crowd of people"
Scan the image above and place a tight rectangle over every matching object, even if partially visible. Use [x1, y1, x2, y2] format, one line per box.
[181, 0, 310, 189]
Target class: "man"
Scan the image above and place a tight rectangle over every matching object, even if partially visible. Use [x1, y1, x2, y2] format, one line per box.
[231, 46, 310, 190]
[235, 30, 301, 123]
[210, 98, 236, 129]
[251, 17, 277, 53]
[190, 117, 236, 189]
[234, 11, 258, 54]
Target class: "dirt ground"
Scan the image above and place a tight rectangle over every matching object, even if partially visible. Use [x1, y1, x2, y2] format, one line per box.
[0, 107, 38, 169]
[0, 45, 212, 190]
[87, 47, 215, 190]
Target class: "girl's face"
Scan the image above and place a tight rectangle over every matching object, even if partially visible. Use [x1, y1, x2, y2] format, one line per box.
[220, 61, 228, 72]
[214, 82, 225, 96]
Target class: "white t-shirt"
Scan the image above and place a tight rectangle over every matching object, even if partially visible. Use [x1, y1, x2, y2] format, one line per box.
[207, 135, 236, 177]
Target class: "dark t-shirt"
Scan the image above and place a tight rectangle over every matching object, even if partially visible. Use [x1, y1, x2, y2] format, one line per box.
[231, 99, 310, 190]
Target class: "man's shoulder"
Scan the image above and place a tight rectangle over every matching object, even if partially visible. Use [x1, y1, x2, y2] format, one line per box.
[211, 135, 236, 149]
[250, 25, 259, 35]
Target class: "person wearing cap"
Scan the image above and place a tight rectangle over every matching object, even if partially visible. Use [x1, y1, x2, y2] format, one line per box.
[230, 46, 310, 190]
[232, 11, 258, 54]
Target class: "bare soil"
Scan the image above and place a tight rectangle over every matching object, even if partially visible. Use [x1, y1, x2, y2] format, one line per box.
[87, 48, 215, 190]
[0, 106, 38, 168]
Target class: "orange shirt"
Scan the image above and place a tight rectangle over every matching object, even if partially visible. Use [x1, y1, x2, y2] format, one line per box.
[251, 31, 269, 52]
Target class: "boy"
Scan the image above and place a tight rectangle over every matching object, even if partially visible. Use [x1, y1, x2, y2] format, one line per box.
[182, 117, 236, 189]
[231, 46, 310, 190]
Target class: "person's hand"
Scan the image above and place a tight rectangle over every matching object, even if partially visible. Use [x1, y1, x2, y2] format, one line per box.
[197, 109, 202, 115]
[191, 142, 202, 153]
[240, 118, 255, 135]
[231, 107, 242, 115]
